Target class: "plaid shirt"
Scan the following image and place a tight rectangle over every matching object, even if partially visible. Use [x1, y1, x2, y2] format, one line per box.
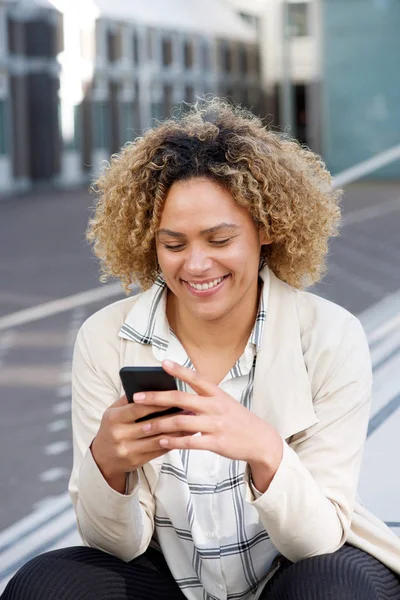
[119, 268, 279, 600]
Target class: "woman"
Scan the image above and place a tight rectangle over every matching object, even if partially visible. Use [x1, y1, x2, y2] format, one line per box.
[3, 99, 400, 600]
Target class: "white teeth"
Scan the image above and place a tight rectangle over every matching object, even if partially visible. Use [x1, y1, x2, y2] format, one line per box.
[188, 276, 225, 291]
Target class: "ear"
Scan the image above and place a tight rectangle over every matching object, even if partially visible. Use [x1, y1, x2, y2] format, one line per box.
[259, 230, 272, 246]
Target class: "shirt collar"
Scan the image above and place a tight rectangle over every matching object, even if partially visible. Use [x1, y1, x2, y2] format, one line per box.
[119, 266, 270, 354]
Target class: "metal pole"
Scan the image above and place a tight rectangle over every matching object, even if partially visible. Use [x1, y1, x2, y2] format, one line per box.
[280, 0, 295, 135]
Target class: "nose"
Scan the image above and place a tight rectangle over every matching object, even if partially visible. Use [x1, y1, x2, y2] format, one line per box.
[184, 245, 213, 275]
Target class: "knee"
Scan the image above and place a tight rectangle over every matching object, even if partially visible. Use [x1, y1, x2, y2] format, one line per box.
[267, 545, 376, 600]
[2, 552, 56, 599]
[2, 547, 86, 600]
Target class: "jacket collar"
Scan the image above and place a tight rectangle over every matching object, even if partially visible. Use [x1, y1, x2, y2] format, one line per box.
[252, 270, 319, 440]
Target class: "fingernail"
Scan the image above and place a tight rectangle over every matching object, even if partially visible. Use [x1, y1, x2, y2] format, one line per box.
[142, 423, 152, 432]
[134, 393, 146, 402]
[159, 439, 169, 447]
[163, 360, 174, 369]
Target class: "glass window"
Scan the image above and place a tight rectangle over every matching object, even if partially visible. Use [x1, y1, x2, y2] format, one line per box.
[288, 3, 309, 37]
[7, 19, 20, 55]
[133, 31, 139, 64]
[183, 40, 193, 69]
[26, 19, 55, 58]
[73, 105, 81, 151]
[163, 84, 173, 117]
[107, 29, 121, 63]
[162, 38, 173, 66]
[201, 41, 210, 71]
[147, 28, 155, 61]
[238, 45, 248, 75]
[93, 102, 109, 150]
[185, 85, 195, 104]
[120, 102, 135, 144]
[220, 42, 233, 73]
[0, 100, 7, 155]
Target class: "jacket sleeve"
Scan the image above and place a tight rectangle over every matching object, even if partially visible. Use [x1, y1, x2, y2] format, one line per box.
[68, 321, 155, 562]
[245, 316, 373, 562]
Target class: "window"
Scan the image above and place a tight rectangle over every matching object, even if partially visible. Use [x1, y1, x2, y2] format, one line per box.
[107, 29, 121, 63]
[0, 100, 7, 155]
[72, 105, 81, 151]
[133, 31, 139, 64]
[220, 42, 233, 73]
[147, 28, 155, 61]
[26, 19, 55, 58]
[162, 38, 173, 66]
[288, 3, 309, 37]
[238, 45, 248, 75]
[8, 18, 22, 55]
[200, 42, 210, 71]
[163, 84, 173, 117]
[185, 85, 194, 103]
[92, 102, 109, 150]
[120, 102, 135, 144]
[183, 40, 193, 69]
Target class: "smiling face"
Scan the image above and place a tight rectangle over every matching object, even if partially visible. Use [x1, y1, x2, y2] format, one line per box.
[156, 177, 269, 324]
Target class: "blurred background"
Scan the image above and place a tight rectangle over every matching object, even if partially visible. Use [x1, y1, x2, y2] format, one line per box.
[0, 0, 399, 591]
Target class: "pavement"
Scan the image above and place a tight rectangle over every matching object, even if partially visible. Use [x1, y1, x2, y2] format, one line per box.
[0, 181, 399, 592]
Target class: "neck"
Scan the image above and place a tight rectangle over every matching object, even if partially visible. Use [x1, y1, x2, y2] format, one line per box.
[167, 280, 261, 354]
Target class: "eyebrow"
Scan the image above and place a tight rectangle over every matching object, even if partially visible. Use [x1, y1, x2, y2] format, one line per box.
[157, 223, 241, 238]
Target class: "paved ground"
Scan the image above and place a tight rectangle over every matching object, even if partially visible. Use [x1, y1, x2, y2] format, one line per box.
[0, 181, 399, 591]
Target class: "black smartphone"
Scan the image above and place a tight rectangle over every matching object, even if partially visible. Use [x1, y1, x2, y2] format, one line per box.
[119, 366, 182, 423]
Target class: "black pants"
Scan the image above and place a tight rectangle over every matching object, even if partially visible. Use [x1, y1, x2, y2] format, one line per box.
[2, 543, 400, 599]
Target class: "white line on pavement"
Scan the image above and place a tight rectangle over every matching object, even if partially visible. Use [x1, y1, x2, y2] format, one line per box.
[52, 401, 71, 414]
[0, 494, 71, 551]
[0, 283, 127, 331]
[0, 510, 77, 576]
[39, 468, 70, 483]
[46, 419, 69, 433]
[57, 385, 71, 398]
[342, 196, 400, 226]
[44, 441, 71, 456]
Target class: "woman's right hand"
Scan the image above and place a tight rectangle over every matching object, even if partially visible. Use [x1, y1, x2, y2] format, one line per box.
[90, 395, 181, 493]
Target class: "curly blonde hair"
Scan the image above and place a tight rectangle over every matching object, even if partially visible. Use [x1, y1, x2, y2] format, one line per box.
[87, 97, 341, 292]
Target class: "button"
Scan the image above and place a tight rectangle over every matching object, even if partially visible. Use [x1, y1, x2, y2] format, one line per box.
[207, 532, 215, 539]
[209, 471, 215, 478]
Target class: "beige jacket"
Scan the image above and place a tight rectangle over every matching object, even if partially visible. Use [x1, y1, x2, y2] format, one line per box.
[69, 269, 400, 575]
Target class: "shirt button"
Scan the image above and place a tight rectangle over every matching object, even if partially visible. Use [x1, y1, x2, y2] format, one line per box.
[207, 532, 215, 539]
[209, 471, 215, 478]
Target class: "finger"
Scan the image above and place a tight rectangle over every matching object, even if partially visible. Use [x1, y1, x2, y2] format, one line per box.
[134, 389, 203, 413]
[112, 403, 172, 424]
[139, 414, 213, 438]
[162, 360, 217, 397]
[129, 431, 191, 455]
[157, 433, 213, 451]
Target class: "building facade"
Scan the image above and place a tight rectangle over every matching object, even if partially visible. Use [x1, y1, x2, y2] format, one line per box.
[0, 0, 62, 195]
[241, 0, 400, 177]
[0, 0, 262, 196]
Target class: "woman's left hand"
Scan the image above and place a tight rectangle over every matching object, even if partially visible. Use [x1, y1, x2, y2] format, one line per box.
[133, 360, 283, 485]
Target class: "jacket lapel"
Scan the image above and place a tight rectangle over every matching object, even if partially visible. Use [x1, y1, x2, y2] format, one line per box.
[253, 270, 319, 440]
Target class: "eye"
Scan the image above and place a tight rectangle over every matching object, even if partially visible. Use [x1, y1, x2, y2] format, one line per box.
[210, 238, 232, 246]
[164, 244, 185, 251]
